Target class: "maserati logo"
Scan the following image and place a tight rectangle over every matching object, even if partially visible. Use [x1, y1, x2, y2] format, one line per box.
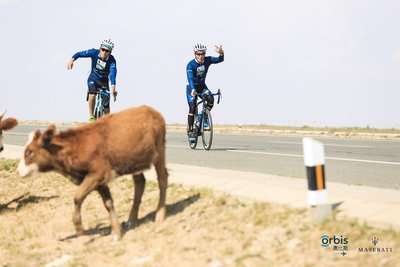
[358, 237, 393, 253]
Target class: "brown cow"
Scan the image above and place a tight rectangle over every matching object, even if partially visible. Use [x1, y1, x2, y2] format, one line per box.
[0, 111, 18, 152]
[18, 106, 168, 239]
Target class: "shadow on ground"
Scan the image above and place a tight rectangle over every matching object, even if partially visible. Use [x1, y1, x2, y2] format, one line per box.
[59, 193, 201, 241]
[0, 193, 59, 214]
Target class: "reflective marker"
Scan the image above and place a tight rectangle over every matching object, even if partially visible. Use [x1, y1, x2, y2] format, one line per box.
[303, 138, 327, 206]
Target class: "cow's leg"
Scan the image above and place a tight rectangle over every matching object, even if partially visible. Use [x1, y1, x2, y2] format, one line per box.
[155, 159, 168, 223]
[126, 173, 146, 229]
[97, 185, 121, 239]
[72, 176, 99, 236]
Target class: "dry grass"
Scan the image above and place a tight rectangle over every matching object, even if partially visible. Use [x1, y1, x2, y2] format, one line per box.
[1, 158, 399, 266]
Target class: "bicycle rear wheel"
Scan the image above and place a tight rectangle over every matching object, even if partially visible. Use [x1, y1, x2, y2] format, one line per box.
[188, 114, 199, 149]
[201, 109, 213, 150]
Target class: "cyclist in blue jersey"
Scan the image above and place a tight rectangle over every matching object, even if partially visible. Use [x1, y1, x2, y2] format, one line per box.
[67, 38, 118, 122]
[186, 43, 224, 135]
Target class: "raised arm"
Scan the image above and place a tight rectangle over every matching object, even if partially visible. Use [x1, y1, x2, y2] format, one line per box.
[67, 49, 96, 70]
[210, 45, 224, 63]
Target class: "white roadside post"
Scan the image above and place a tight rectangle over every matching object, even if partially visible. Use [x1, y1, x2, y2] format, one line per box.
[302, 137, 332, 222]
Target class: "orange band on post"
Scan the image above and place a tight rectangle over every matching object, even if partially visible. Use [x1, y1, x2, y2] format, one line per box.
[316, 165, 324, 190]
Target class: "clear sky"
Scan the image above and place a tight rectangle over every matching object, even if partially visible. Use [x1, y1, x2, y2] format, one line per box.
[1, 0, 400, 128]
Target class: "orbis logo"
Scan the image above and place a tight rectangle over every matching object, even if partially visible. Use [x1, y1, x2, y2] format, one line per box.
[321, 235, 348, 247]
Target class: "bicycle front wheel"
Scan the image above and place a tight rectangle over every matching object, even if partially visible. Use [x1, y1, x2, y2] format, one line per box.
[93, 94, 105, 120]
[94, 107, 103, 120]
[201, 109, 213, 150]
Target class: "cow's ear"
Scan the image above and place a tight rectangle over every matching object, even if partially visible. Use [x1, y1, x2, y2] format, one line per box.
[31, 130, 41, 141]
[41, 124, 56, 147]
[0, 110, 6, 120]
[1, 118, 18, 130]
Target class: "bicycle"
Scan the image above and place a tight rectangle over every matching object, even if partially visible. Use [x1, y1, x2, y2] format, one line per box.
[90, 87, 116, 120]
[188, 89, 222, 150]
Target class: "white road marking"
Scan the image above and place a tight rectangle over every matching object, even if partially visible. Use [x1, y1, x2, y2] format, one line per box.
[167, 145, 188, 149]
[3, 132, 33, 136]
[226, 149, 400, 166]
[270, 141, 371, 148]
[166, 145, 400, 166]
[324, 156, 400, 165]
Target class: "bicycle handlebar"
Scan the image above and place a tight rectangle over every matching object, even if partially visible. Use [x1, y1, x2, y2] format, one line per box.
[209, 89, 222, 104]
[95, 87, 117, 102]
[196, 89, 222, 107]
[215, 89, 222, 104]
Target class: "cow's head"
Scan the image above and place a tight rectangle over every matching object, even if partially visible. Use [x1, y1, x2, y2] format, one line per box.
[18, 124, 60, 177]
[0, 111, 18, 152]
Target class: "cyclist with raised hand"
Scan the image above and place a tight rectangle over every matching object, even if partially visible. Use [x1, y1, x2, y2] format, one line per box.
[67, 38, 118, 123]
[186, 43, 224, 135]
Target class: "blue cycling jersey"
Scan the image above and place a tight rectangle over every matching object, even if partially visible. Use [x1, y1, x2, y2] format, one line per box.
[72, 49, 117, 86]
[186, 55, 224, 91]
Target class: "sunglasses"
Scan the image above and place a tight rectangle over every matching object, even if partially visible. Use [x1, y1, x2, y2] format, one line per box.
[195, 53, 205, 56]
[101, 48, 111, 53]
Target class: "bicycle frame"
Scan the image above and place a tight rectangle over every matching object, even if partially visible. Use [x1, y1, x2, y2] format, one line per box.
[93, 87, 111, 120]
[194, 89, 221, 129]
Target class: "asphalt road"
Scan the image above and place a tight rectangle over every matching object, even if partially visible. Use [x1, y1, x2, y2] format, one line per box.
[4, 125, 400, 190]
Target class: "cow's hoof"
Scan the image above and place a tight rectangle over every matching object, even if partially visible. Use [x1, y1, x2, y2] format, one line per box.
[75, 226, 84, 236]
[112, 233, 121, 241]
[124, 220, 137, 230]
[155, 209, 166, 223]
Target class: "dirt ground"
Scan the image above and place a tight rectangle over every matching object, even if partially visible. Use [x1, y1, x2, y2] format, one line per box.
[0, 159, 399, 267]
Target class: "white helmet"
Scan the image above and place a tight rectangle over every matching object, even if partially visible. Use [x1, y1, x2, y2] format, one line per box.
[100, 38, 114, 51]
[193, 43, 207, 54]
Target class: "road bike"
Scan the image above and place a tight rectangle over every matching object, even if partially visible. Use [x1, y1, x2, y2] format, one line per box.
[91, 87, 116, 120]
[188, 89, 222, 150]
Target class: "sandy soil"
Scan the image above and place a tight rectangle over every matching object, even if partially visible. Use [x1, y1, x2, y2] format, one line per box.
[0, 159, 399, 267]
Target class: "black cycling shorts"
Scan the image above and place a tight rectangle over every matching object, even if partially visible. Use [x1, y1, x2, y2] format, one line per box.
[87, 79, 110, 109]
